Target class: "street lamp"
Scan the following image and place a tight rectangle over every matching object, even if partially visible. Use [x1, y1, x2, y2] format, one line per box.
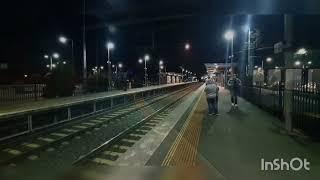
[112, 63, 123, 74]
[185, 43, 191, 50]
[44, 53, 60, 70]
[224, 29, 235, 80]
[243, 25, 251, 77]
[159, 60, 164, 85]
[180, 67, 185, 82]
[139, 54, 150, 86]
[266, 57, 272, 63]
[52, 53, 60, 59]
[59, 36, 67, 44]
[224, 30, 235, 41]
[262, 57, 273, 69]
[107, 41, 115, 90]
[296, 48, 307, 55]
[294, 61, 301, 66]
[58, 35, 74, 70]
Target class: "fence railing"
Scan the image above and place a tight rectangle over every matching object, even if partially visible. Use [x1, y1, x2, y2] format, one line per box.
[0, 84, 45, 104]
[0, 83, 192, 142]
[241, 85, 284, 116]
[291, 82, 320, 137]
[241, 83, 320, 138]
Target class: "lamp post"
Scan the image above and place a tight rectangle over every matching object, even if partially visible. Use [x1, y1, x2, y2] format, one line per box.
[242, 25, 251, 77]
[44, 53, 60, 71]
[263, 57, 273, 69]
[180, 67, 184, 82]
[223, 30, 235, 87]
[107, 41, 115, 90]
[159, 60, 164, 85]
[58, 36, 74, 68]
[117, 63, 123, 73]
[139, 54, 150, 86]
[224, 30, 235, 76]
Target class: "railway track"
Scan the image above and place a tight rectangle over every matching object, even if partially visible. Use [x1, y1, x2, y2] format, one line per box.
[73, 84, 199, 167]
[0, 84, 199, 167]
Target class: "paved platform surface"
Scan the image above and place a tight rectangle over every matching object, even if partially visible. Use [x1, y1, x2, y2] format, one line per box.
[0, 83, 185, 117]
[198, 88, 320, 180]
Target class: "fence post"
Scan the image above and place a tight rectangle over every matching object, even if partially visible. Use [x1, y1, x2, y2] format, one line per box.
[28, 115, 33, 132]
[259, 83, 262, 106]
[67, 107, 71, 120]
[34, 84, 38, 101]
[110, 98, 114, 108]
[283, 89, 293, 133]
[93, 101, 97, 113]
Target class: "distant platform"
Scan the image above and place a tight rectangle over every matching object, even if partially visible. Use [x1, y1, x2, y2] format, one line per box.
[0, 83, 187, 118]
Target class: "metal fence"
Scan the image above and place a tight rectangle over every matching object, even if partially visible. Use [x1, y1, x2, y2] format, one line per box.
[241, 82, 320, 138]
[291, 82, 320, 137]
[241, 85, 284, 117]
[0, 83, 191, 141]
[0, 84, 45, 104]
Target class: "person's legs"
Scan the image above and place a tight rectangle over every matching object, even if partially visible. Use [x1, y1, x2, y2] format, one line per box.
[216, 96, 219, 113]
[230, 90, 235, 106]
[231, 96, 234, 105]
[207, 98, 213, 114]
[234, 95, 238, 105]
[213, 97, 218, 114]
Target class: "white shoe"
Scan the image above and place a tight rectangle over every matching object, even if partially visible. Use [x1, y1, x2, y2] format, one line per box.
[235, 104, 238, 107]
[232, 103, 235, 106]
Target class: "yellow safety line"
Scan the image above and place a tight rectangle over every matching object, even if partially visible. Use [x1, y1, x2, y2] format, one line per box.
[162, 86, 204, 166]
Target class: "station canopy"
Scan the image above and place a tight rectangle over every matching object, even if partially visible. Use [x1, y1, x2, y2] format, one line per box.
[204, 63, 235, 74]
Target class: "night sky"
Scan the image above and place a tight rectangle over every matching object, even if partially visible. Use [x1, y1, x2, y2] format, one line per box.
[1, 0, 320, 83]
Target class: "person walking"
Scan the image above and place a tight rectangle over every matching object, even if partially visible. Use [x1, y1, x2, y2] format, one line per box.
[205, 78, 219, 115]
[228, 74, 242, 108]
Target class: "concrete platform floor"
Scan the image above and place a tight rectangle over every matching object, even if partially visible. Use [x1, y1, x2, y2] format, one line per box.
[198, 88, 320, 180]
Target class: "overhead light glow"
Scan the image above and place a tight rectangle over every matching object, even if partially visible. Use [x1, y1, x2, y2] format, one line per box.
[59, 36, 67, 44]
[185, 43, 191, 50]
[52, 53, 60, 59]
[107, 41, 115, 49]
[266, 57, 272, 63]
[224, 30, 235, 40]
[296, 48, 307, 55]
[144, 54, 150, 61]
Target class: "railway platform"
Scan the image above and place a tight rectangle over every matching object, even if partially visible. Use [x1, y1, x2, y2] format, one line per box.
[0, 83, 187, 117]
[1, 84, 320, 180]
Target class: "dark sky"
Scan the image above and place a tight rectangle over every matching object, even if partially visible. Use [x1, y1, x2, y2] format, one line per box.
[1, 0, 320, 82]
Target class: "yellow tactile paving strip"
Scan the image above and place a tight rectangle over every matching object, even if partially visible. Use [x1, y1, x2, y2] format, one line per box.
[162, 89, 206, 166]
